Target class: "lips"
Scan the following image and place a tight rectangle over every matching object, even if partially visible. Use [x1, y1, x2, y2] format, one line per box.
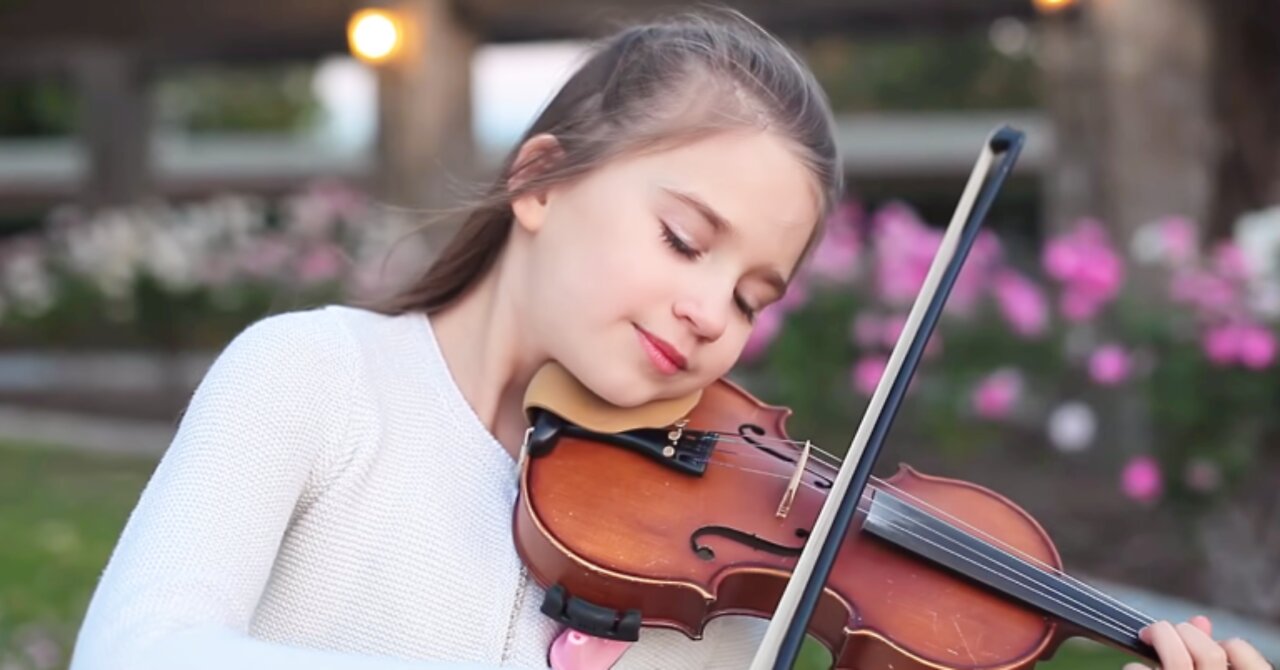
[635, 326, 688, 374]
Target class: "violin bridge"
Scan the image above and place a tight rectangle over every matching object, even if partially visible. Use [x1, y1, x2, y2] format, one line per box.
[776, 440, 811, 519]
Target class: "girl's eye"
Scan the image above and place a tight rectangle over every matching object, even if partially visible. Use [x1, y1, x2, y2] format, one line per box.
[734, 294, 757, 322]
[660, 223, 702, 260]
[660, 220, 756, 322]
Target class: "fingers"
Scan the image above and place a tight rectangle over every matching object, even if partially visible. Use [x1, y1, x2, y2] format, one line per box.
[1144, 621, 1195, 670]
[1174, 622, 1229, 670]
[1223, 637, 1275, 670]
[1141, 618, 1274, 670]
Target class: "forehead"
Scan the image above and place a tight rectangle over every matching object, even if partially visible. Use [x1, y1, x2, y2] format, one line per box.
[632, 130, 822, 275]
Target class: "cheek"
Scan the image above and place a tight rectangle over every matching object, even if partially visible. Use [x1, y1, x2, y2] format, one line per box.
[532, 196, 664, 324]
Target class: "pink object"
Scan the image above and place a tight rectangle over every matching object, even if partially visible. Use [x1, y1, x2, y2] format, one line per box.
[851, 355, 889, 396]
[992, 269, 1048, 338]
[1201, 321, 1278, 369]
[1088, 344, 1132, 385]
[1042, 219, 1125, 321]
[1121, 455, 1162, 504]
[806, 201, 862, 283]
[548, 629, 632, 670]
[971, 369, 1022, 420]
[1157, 216, 1197, 265]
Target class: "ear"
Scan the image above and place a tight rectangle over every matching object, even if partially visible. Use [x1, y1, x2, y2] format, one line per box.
[508, 133, 565, 234]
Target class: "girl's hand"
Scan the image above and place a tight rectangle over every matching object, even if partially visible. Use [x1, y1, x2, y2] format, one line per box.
[1123, 616, 1274, 670]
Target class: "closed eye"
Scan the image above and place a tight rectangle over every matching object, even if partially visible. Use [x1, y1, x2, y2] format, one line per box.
[662, 220, 757, 322]
[660, 222, 702, 260]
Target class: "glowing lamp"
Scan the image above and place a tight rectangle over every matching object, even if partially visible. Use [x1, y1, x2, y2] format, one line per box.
[1033, 0, 1079, 13]
[348, 8, 403, 64]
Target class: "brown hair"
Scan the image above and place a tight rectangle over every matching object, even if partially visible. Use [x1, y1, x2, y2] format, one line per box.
[371, 7, 842, 315]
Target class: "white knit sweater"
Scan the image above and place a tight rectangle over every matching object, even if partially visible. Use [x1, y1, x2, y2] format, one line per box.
[70, 305, 767, 670]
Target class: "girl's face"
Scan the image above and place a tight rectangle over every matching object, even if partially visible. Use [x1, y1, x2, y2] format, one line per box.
[513, 129, 821, 407]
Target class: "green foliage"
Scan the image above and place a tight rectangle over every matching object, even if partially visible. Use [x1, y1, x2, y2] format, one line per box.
[805, 31, 1039, 112]
[153, 63, 320, 134]
[0, 79, 77, 137]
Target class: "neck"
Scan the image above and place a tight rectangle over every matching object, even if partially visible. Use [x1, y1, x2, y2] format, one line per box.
[429, 244, 547, 460]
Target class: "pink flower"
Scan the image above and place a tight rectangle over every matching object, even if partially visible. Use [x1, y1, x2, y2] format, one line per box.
[992, 269, 1048, 337]
[971, 368, 1022, 420]
[806, 201, 862, 283]
[1120, 455, 1162, 503]
[1212, 242, 1250, 282]
[1043, 219, 1125, 321]
[951, 230, 1003, 315]
[776, 278, 811, 313]
[295, 243, 347, 283]
[1088, 344, 1132, 385]
[1170, 269, 1241, 320]
[871, 202, 999, 314]
[873, 203, 938, 306]
[1060, 287, 1105, 322]
[1201, 321, 1277, 369]
[851, 355, 888, 396]
[1239, 325, 1278, 369]
[740, 304, 785, 362]
[1157, 216, 1197, 265]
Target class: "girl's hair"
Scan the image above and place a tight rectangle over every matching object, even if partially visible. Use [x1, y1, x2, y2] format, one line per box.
[372, 7, 842, 315]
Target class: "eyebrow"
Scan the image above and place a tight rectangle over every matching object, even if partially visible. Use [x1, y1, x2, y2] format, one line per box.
[660, 185, 789, 295]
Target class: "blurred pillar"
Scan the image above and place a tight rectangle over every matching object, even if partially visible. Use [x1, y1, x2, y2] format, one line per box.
[1038, 9, 1107, 234]
[74, 46, 152, 207]
[373, 0, 477, 250]
[1037, 0, 1214, 259]
[1089, 0, 1214, 248]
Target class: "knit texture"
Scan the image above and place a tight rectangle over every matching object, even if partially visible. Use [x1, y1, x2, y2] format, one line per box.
[70, 305, 768, 670]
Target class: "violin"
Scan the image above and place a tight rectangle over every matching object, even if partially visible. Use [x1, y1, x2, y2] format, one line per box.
[512, 127, 1164, 669]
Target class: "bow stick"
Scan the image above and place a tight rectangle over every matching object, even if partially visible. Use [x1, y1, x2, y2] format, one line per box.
[749, 126, 1027, 670]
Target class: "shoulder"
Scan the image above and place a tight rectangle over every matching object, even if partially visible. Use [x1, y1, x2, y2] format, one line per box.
[221, 304, 402, 372]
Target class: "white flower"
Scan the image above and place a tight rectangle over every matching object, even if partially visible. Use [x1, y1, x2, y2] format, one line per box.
[2, 246, 55, 315]
[1047, 401, 1096, 452]
[1235, 206, 1280, 279]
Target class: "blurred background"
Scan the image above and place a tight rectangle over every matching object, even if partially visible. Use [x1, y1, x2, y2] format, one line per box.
[0, 0, 1278, 667]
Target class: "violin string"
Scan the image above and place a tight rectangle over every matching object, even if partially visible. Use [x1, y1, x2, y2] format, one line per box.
[704, 436, 1156, 625]
[698, 458, 1147, 640]
[869, 503, 1147, 640]
[705, 446, 1157, 627]
[861, 478, 1156, 627]
[711, 447, 1156, 627]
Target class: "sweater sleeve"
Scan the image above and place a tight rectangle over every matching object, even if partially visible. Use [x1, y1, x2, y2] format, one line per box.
[69, 309, 505, 670]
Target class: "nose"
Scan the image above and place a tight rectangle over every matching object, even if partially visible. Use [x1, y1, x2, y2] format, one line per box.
[673, 294, 729, 343]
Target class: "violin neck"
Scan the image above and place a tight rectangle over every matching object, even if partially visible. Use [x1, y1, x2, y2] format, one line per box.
[862, 491, 1160, 663]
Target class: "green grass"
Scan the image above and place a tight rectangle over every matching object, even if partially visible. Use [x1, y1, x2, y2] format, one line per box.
[0, 440, 156, 668]
[0, 439, 1137, 669]
[795, 635, 1135, 670]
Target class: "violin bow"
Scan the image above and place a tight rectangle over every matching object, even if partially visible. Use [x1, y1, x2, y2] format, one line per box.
[749, 126, 1027, 670]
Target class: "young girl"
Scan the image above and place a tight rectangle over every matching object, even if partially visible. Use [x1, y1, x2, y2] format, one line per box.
[69, 9, 1272, 670]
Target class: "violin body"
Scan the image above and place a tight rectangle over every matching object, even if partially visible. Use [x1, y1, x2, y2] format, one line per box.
[514, 372, 1074, 670]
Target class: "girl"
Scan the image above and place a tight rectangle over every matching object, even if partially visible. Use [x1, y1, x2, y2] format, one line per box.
[69, 8, 1272, 670]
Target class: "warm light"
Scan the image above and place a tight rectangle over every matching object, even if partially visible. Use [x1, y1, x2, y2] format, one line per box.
[1033, 0, 1078, 13]
[348, 9, 402, 64]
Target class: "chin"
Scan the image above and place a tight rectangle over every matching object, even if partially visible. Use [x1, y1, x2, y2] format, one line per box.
[562, 361, 662, 408]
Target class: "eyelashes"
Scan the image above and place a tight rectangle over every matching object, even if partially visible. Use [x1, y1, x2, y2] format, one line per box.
[660, 223, 701, 259]
[660, 222, 757, 322]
